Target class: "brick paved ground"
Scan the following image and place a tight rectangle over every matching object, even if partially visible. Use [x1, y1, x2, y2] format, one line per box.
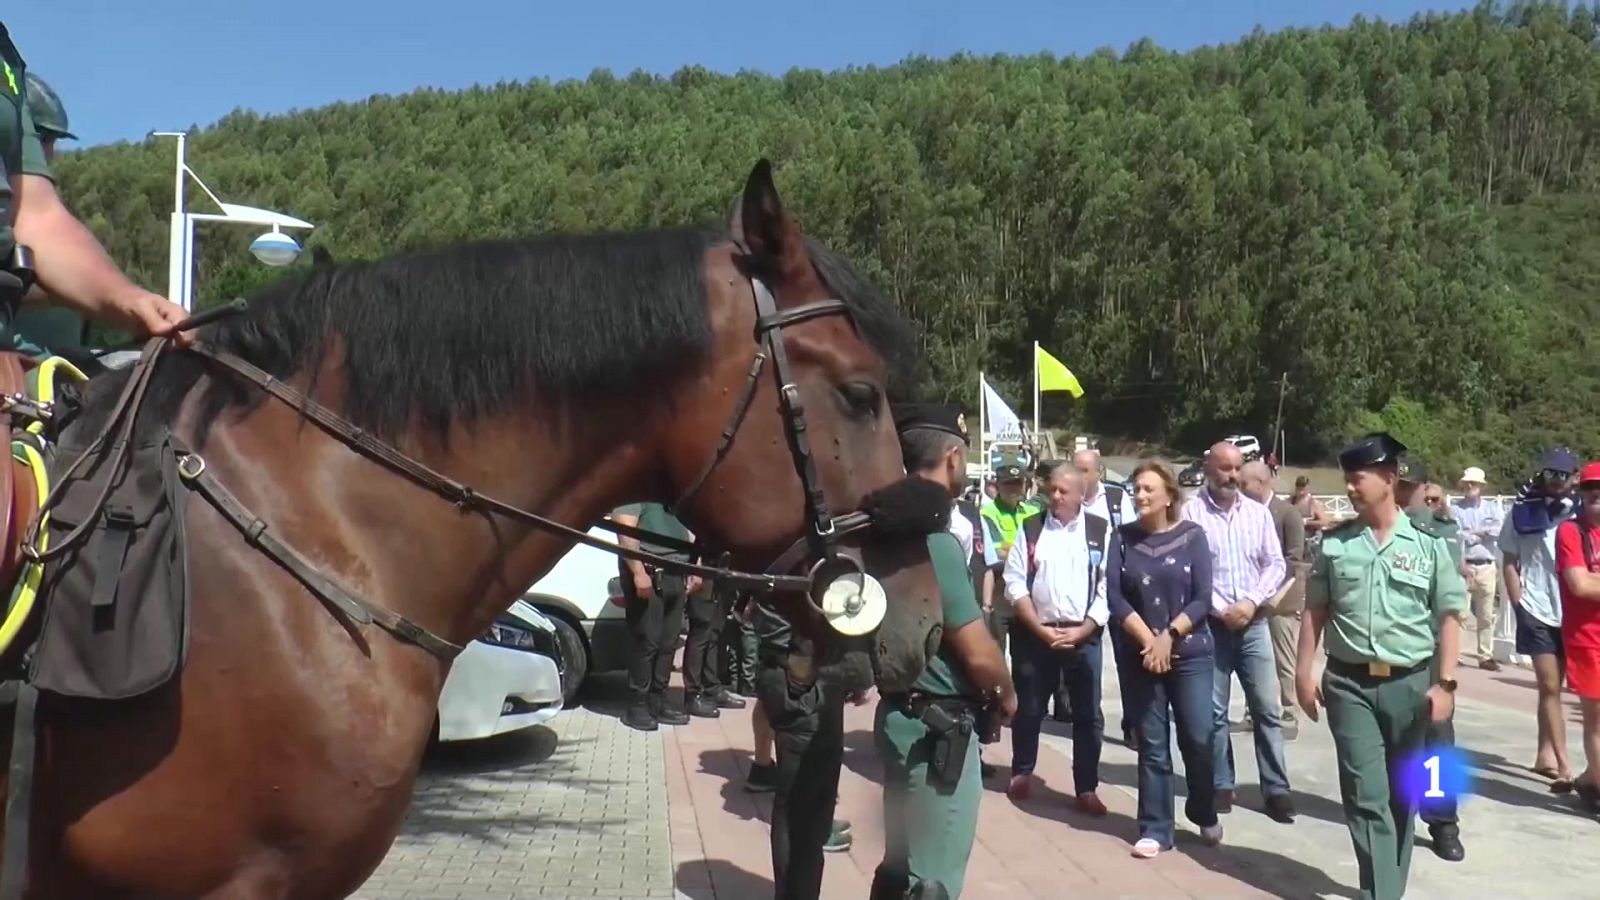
[353, 691, 674, 900]
[668, 622, 1600, 900]
[351, 620, 1599, 900]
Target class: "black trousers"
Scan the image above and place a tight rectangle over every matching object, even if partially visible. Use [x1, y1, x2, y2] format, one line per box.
[684, 582, 732, 696]
[623, 568, 688, 703]
[756, 657, 844, 900]
[721, 599, 758, 690]
[1419, 715, 1458, 827]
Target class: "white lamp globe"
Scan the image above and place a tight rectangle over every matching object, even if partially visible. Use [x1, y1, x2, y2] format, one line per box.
[250, 230, 302, 267]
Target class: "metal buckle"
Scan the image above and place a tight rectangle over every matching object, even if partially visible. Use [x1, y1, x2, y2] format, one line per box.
[176, 453, 207, 481]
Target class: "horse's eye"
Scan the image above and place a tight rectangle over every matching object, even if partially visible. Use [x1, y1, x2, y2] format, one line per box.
[837, 381, 881, 419]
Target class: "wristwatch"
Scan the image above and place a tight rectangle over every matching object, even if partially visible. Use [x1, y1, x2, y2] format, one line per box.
[1435, 678, 1458, 693]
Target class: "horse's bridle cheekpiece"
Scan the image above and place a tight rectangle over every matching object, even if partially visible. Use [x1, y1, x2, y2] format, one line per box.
[667, 239, 886, 636]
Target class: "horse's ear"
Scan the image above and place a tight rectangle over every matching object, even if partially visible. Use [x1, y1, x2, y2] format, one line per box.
[728, 159, 816, 288]
[311, 246, 335, 267]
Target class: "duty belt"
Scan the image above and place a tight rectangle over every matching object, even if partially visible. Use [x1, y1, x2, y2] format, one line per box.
[883, 691, 981, 717]
[1326, 657, 1430, 680]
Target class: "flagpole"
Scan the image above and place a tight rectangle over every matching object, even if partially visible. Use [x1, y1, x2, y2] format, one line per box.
[1032, 340, 1041, 450]
[978, 370, 987, 476]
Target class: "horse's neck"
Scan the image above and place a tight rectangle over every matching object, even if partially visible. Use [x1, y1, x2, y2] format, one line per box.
[190, 388, 660, 646]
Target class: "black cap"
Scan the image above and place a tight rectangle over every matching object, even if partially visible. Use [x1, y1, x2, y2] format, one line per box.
[994, 463, 1025, 482]
[892, 402, 968, 442]
[1397, 456, 1429, 485]
[1338, 432, 1408, 473]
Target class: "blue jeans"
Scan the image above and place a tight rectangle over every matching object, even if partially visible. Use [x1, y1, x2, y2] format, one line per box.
[1124, 650, 1218, 848]
[1010, 625, 1102, 795]
[1212, 616, 1291, 797]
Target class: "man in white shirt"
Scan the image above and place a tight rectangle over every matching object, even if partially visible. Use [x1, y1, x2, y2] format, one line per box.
[1075, 448, 1139, 744]
[1002, 465, 1111, 816]
[1075, 448, 1137, 529]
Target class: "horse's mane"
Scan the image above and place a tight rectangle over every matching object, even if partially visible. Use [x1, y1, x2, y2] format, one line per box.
[86, 225, 920, 444]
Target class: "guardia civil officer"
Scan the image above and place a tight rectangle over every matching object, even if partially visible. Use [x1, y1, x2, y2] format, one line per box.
[871, 403, 1017, 900]
[1394, 458, 1467, 862]
[1297, 433, 1467, 900]
[0, 22, 186, 344]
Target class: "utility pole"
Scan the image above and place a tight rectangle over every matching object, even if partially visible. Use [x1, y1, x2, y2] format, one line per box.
[1271, 372, 1288, 462]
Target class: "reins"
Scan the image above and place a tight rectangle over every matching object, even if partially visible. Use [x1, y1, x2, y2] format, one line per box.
[184, 342, 867, 595]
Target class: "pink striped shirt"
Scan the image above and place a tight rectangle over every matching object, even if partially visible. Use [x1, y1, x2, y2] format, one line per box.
[1180, 489, 1286, 617]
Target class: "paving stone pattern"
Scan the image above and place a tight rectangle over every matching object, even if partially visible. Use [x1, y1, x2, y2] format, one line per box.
[353, 706, 674, 900]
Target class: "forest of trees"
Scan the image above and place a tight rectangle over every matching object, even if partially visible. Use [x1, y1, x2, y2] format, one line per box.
[53, 1, 1600, 482]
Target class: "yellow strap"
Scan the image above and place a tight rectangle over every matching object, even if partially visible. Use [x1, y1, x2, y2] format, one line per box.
[0, 441, 51, 654]
[25, 356, 89, 437]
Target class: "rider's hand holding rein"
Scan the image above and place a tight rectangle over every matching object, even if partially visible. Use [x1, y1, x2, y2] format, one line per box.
[12, 172, 195, 347]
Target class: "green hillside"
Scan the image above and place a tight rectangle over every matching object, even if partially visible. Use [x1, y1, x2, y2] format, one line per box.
[52, 1, 1600, 482]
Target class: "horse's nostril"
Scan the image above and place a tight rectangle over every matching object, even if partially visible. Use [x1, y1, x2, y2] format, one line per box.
[924, 622, 943, 662]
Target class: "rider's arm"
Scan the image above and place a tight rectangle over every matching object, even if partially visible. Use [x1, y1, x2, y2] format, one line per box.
[611, 509, 649, 584]
[11, 173, 185, 338]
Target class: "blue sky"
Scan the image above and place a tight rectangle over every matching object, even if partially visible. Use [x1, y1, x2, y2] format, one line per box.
[19, 1, 1475, 148]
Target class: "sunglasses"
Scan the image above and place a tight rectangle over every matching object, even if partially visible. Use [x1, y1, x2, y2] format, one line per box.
[1545, 469, 1573, 481]
[1424, 495, 1444, 506]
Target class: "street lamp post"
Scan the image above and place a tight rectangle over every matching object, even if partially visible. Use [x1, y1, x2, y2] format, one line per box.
[151, 131, 316, 313]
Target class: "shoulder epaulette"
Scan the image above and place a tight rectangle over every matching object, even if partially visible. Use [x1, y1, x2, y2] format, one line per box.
[1406, 508, 1446, 539]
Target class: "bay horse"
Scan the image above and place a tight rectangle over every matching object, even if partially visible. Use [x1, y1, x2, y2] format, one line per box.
[2, 160, 945, 897]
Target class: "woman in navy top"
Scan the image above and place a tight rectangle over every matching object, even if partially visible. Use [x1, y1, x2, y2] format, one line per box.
[1106, 462, 1224, 858]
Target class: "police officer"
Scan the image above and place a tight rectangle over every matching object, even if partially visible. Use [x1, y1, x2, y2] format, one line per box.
[0, 23, 186, 344]
[1297, 433, 1467, 900]
[873, 402, 1017, 900]
[979, 463, 1039, 655]
[1395, 458, 1467, 862]
[13, 71, 91, 362]
[750, 598, 855, 899]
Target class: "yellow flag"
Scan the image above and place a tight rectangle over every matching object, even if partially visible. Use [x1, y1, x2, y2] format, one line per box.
[1036, 344, 1084, 398]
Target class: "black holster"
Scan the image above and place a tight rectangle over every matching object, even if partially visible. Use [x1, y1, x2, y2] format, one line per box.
[0, 244, 33, 331]
[892, 694, 977, 791]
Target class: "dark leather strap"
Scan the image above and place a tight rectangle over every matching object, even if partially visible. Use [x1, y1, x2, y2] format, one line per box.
[669, 351, 767, 516]
[185, 344, 836, 594]
[176, 454, 462, 661]
[89, 505, 134, 610]
[0, 681, 37, 900]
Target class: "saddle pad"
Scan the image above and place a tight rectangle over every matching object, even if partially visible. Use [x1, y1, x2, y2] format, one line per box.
[26, 433, 191, 700]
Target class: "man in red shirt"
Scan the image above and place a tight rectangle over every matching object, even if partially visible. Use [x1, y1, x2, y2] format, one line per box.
[1554, 461, 1600, 812]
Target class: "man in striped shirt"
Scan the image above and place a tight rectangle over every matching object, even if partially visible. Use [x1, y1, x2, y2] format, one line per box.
[1182, 441, 1296, 824]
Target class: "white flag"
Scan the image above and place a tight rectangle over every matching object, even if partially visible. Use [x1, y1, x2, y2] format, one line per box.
[982, 375, 1025, 443]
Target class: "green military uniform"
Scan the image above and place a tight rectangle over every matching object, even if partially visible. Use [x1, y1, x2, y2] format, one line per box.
[1398, 461, 1468, 858]
[11, 71, 88, 360]
[874, 530, 986, 899]
[0, 24, 53, 339]
[1308, 435, 1468, 900]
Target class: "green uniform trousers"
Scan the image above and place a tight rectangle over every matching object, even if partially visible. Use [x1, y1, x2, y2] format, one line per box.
[1323, 663, 1431, 900]
[872, 704, 981, 899]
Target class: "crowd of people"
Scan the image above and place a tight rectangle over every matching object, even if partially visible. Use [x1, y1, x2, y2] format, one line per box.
[611, 425, 1600, 900]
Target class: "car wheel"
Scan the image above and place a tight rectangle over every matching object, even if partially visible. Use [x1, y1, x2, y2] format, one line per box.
[546, 613, 589, 707]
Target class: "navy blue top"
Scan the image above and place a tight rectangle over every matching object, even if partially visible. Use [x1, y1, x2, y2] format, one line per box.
[1107, 519, 1214, 657]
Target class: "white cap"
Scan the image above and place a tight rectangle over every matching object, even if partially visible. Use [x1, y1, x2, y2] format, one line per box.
[1460, 466, 1487, 485]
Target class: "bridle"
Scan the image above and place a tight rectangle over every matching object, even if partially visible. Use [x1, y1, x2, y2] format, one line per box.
[24, 241, 892, 661]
